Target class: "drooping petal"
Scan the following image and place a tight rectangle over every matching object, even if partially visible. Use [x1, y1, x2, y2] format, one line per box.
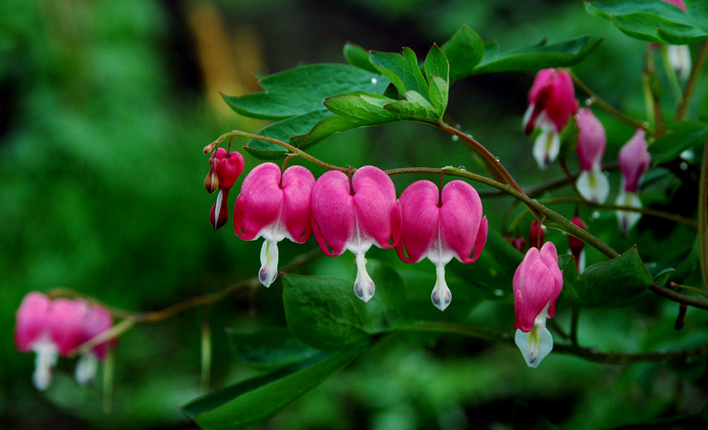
[310, 170, 355, 256]
[351, 166, 399, 250]
[280, 165, 315, 243]
[233, 163, 284, 241]
[15, 292, 51, 352]
[78, 304, 115, 361]
[354, 252, 375, 302]
[47, 298, 87, 356]
[575, 108, 606, 172]
[513, 242, 563, 331]
[668, 45, 691, 80]
[616, 190, 643, 234]
[259, 239, 280, 288]
[439, 180, 486, 264]
[532, 128, 560, 169]
[515, 322, 554, 368]
[431, 263, 452, 311]
[576, 166, 609, 203]
[619, 129, 651, 193]
[395, 180, 440, 263]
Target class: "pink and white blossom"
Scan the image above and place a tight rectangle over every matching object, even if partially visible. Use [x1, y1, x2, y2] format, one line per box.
[523, 68, 578, 168]
[616, 129, 651, 234]
[234, 162, 315, 287]
[310, 166, 401, 302]
[207, 148, 245, 230]
[513, 242, 563, 368]
[396, 180, 487, 311]
[575, 108, 609, 203]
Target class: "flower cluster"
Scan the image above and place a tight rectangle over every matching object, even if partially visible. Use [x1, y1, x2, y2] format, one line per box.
[523, 69, 652, 233]
[210, 160, 488, 311]
[14, 292, 116, 390]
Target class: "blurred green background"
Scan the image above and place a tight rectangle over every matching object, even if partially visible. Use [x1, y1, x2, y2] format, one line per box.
[2, 0, 707, 429]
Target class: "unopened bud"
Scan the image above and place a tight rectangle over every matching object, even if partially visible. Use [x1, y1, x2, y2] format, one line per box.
[204, 170, 219, 194]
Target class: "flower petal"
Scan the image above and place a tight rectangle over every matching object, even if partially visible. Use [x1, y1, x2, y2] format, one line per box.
[440, 180, 486, 263]
[281, 165, 315, 243]
[311, 170, 354, 256]
[396, 180, 440, 263]
[233, 163, 284, 241]
[351, 166, 399, 250]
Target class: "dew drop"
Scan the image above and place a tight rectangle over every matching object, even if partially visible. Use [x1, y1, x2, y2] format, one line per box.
[371, 78, 377, 84]
[592, 211, 600, 219]
[458, 165, 467, 171]
[680, 162, 688, 171]
[493, 289, 504, 297]
[451, 135, 459, 141]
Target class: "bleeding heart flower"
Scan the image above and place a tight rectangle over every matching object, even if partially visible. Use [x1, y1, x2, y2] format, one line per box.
[513, 242, 563, 368]
[616, 129, 651, 234]
[522, 68, 578, 169]
[310, 166, 401, 302]
[233, 162, 315, 287]
[396, 180, 488, 311]
[207, 148, 245, 230]
[575, 108, 609, 203]
[15, 293, 116, 389]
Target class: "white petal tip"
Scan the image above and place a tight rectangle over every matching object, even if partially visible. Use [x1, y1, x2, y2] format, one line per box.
[515, 326, 554, 368]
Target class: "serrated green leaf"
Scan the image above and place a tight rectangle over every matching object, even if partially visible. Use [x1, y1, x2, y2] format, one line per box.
[473, 35, 602, 75]
[428, 75, 449, 117]
[343, 43, 379, 73]
[222, 64, 388, 120]
[424, 44, 449, 84]
[441, 25, 485, 82]
[228, 327, 321, 370]
[585, 0, 708, 44]
[283, 260, 405, 351]
[369, 48, 429, 99]
[577, 246, 653, 307]
[649, 122, 708, 165]
[324, 91, 400, 122]
[181, 340, 371, 430]
[384, 91, 440, 122]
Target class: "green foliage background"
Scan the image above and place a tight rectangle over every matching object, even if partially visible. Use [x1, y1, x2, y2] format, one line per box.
[1, 0, 707, 429]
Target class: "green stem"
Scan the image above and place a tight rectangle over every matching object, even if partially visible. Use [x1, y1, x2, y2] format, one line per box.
[676, 39, 708, 121]
[395, 321, 708, 365]
[568, 70, 656, 137]
[658, 45, 684, 107]
[539, 197, 698, 229]
[201, 309, 212, 394]
[209, 130, 348, 173]
[698, 134, 708, 294]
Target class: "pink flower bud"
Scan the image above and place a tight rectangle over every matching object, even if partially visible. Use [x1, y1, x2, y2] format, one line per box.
[208, 148, 245, 230]
[619, 129, 651, 194]
[14, 292, 52, 353]
[311, 166, 401, 302]
[513, 242, 563, 368]
[233, 162, 315, 287]
[529, 220, 545, 249]
[663, 0, 686, 12]
[514, 242, 563, 332]
[523, 69, 578, 135]
[575, 109, 610, 203]
[396, 180, 487, 311]
[568, 215, 586, 273]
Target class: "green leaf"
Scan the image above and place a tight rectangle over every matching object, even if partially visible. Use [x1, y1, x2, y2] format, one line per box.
[282, 260, 405, 351]
[222, 64, 388, 120]
[577, 246, 653, 307]
[324, 91, 400, 123]
[441, 25, 485, 82]
[343, 43, 379, 74]
[649, 122, 708, 165]
[423, 45, 449, 116]
[181, 340, 371, 430]
[585, 0, 708, 45]
[228, 327, 321, 370]
[473, 35, 602, 75]
[384, 91, 440, 122]
[369, 48, 429, 99]
[558, 254, 582, 306]
[424, 44, 450, 84]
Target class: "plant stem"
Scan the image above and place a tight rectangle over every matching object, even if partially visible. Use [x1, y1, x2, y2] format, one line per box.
[676, 39, 708, 121]
[568, 70, 656, 137]
[209, 130, 349, 173]
[698, 133, 708, 295]
[396, 320, 708, 365]
[539, 197, 698, 229]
